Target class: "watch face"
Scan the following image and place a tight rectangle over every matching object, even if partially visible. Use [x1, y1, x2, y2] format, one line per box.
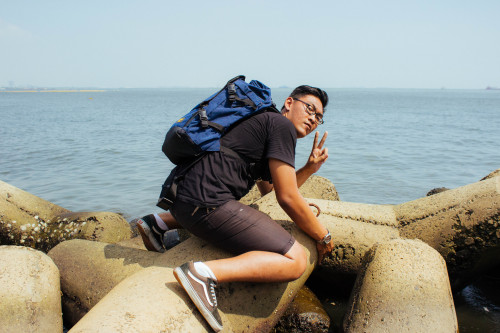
[318, 230, 331, 244]
[322, 232, 331, 244]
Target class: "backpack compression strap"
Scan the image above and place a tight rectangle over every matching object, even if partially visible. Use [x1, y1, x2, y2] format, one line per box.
[227, 81, 257, 109]
[197, 76, 257, 131]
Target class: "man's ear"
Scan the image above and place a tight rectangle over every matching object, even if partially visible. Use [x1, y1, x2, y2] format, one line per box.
[283, 97, 293, 113]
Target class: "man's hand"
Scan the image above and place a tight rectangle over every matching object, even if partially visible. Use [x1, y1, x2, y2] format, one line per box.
[316, 238, 334, 264]
[306, 131, 328, 174]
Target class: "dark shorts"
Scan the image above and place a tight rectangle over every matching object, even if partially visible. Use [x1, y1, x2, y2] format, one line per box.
[170, 199, 295, 255]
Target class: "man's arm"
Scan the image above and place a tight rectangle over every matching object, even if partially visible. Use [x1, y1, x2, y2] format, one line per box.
[256, 180, 274, 196]
[269, 158, 333, 262]
[256, 131, 328, 196]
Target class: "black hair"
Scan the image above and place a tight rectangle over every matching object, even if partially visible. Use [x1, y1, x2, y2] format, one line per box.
[281, 85, 329, 112]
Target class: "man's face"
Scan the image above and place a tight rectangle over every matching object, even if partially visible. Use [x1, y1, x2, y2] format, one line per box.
[283, 94, 324, 138]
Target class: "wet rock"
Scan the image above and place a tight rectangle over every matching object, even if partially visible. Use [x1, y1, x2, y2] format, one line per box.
[57, 211, 132, 244]
[273, 285, 330, 333]
[426, 187, 450, 196]
[343, 239, 458, 333]
[0, 180, 132, 252]
[0, 246, 62, 333]
[127, 217, 141, 237]
[396, 176, 500, 289]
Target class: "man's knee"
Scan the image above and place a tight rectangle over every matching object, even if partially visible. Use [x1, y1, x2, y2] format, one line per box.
[287, 242, 307, 280]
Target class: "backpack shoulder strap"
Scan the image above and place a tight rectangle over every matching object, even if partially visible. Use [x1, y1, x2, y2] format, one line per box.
[156, 154, 206, 210]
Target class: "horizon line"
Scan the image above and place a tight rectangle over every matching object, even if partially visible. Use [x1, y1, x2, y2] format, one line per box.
[1, 86, 496, 91]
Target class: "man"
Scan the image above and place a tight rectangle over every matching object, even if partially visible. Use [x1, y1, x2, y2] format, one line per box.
[137, 85, 334, 332]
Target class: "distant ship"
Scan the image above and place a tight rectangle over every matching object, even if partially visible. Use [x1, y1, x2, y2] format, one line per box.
[486, 86, 500, 90]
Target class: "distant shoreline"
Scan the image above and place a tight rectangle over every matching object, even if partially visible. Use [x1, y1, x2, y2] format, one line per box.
[1, 87, 497, 93]
[0, 90, 107, 93]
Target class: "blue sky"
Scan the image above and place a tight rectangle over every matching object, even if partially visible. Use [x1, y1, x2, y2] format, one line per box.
[1, 0, 499, 89]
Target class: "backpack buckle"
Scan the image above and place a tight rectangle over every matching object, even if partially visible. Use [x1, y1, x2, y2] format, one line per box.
[199, 108, 209, 128]
[227, 83, 237, 102]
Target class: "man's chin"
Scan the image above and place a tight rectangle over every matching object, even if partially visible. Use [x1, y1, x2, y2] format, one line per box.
[297, 131, 308, 138]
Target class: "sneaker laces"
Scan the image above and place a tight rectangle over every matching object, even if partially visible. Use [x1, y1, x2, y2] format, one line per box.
[209, 280, 217, 307]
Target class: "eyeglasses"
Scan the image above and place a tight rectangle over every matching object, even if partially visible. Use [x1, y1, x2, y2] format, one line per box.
[292, 98, 324, 125]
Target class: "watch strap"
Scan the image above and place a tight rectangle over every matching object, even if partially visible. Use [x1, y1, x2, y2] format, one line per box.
[317, 229, 331, 245]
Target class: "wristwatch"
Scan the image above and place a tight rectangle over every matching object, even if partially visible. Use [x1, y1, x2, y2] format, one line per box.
[317, 230, 331, 245]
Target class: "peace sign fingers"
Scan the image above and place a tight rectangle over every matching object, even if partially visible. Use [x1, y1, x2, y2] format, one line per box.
[316, 131, 328, 150]
[312, 131, 328, 149]
[311, 131, 328, 157]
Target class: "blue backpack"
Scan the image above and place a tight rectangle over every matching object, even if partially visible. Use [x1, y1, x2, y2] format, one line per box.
[162, 75, 277, 165]
[157, 75, 278, 211]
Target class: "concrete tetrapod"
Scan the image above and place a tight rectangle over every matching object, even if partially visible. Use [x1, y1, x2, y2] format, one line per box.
[239, 175, 340, 205]
[251, 194, 401, 276]
[274, 285, 330, 333]
[0, 246, 62, 333]
[49, 195, 402, 328]
[0, 180, 132, 252]
[343, 239, 458, 333]
[68, 266, 233, 333]
[480, 168, 500, 181]
[50, 220, 318, 333]
[48, 239, 162, 326]
[253, 176, 500, 289]
[395, 175, 500, 288]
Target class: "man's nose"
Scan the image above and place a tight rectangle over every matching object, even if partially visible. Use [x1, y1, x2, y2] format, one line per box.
[307, 113, 317, 125]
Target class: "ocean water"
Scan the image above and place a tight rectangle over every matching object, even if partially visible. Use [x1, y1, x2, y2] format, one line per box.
[1, 88, 499, 331]
[1, 88, 498, 216]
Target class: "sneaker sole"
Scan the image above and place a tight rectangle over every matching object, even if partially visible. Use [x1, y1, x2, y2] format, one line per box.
[136, 220, 165, 253]
[173, 267, 223, 332]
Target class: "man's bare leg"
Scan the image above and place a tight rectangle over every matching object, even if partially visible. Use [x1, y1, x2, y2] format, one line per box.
[158, 212, 183, 229]
[205, 241, 307, 283]
[173, 235, 306, 333]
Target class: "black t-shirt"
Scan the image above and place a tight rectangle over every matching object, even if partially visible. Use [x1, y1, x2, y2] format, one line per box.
[176, 111, 297, 207]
